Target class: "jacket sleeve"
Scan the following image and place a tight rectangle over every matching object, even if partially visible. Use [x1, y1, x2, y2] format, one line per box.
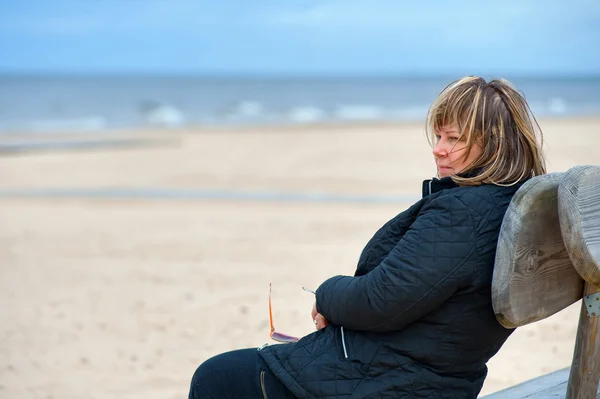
[315, 195, 477, 332]
[353, 202, 422, 277]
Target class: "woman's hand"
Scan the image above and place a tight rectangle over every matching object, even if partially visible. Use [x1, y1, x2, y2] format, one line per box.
[311, 301, 329, 330]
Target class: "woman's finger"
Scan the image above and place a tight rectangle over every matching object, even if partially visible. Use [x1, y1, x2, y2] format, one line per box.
[315, 313, 328, 330]
[311, 302, 318, 321]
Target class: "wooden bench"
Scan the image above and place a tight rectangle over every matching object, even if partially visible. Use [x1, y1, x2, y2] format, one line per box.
[483, 165, 600, 399]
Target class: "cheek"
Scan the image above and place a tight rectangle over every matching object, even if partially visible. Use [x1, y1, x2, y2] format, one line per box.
[454, 154, 467, 166]
[469, 145, 484, 161]
[462, 147, 483, 167]
[450, 146, 475, 167]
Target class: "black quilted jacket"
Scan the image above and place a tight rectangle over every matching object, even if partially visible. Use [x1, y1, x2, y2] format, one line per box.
[259, 176, 522, 399]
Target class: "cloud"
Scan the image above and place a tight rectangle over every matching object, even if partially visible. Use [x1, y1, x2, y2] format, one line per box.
[264, 0, 600, 32]
[266, 1, 528, 29]
[0, 0, 597, 74]
[3, 0, 598, 42]
[0, 1, 232, 37]
[262, 0, 600, 53]
[262, 1, 535, 52]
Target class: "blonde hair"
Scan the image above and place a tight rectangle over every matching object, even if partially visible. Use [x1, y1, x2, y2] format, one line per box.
[426, 76, 546, 186]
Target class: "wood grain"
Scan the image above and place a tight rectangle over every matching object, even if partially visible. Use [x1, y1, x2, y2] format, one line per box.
[566, 282, 600, 399]
[559, 165, 600, 286]
[481, 367, 600, 398]
[558, 165, 600, 399]
[492, 172, 584, 328]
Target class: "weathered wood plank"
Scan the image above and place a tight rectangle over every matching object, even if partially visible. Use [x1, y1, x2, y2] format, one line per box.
[558, 165, 600, 399]
[558, 165, 600, 286]
[481, 367, 570, 398]
[480, 367, 600, 398]
[493, 173, 584, 328]
[567, 283, 600, 399]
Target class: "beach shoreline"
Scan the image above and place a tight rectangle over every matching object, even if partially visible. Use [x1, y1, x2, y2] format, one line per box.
[1, 116, 598, 398]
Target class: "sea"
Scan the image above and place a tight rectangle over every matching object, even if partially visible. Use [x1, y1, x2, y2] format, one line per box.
[1, 75, 599, 134]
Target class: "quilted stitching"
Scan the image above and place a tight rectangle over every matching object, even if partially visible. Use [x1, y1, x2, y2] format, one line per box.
[259, 180, 521, 399]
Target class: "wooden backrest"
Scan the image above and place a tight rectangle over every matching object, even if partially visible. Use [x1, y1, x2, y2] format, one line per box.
[558, 165, 600, 285]
[557, 165, 600, 399]
[492, 172, 584, 328]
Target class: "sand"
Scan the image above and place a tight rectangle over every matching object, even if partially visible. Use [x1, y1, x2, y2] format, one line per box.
[1, 117, 599, 398]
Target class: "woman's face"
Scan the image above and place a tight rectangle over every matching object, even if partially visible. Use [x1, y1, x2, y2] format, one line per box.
[433, 126, 483, 178]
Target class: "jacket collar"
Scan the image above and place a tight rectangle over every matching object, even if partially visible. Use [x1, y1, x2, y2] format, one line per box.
[421, 169, 482, 198]
[422, 176, 459, 197]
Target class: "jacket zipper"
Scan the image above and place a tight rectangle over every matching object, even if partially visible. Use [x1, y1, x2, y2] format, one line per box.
[340, 326, 349, 359]
[428, 180, 433, 196]
[260, 370, 268, 399]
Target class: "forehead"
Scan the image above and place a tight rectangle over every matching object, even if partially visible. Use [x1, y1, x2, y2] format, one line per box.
[436, 125, 459, 134]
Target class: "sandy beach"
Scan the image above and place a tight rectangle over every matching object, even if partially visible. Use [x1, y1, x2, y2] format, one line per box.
[1, 117, 599, 398]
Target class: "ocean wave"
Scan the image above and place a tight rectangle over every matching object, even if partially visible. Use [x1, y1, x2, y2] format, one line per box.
[388, 105, 430, 120]
[288, 106, 327, 123]
[139, 102, 186, 127]
[217, 101, 266, 120]
[1, 97, 598, 134]
[334, 105, 385, 121]
[529, 97, 574, 116]
[547, 97, 568, 114]
[235, 101, 264, 117]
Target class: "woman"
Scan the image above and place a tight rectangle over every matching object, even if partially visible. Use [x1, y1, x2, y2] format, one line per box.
[188, 76, 547, 399]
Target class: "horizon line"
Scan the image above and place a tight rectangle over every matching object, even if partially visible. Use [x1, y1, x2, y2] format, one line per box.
[1, 70, 600, 80]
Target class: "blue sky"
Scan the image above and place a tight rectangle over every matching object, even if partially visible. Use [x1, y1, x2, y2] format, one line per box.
[1, 0, 599, 75]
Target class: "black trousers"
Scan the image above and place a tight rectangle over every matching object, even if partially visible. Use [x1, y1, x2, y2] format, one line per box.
[188, 348, 298, 399]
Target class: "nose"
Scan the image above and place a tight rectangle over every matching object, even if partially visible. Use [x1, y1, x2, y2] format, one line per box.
[433, 140, 447, 159]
